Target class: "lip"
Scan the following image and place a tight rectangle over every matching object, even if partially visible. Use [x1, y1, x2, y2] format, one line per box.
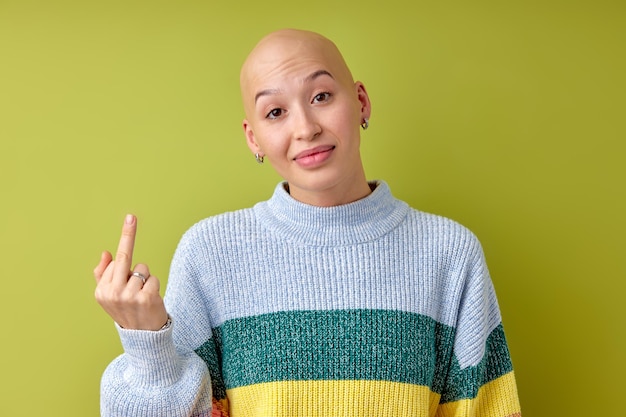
[293, 145, 336, 168]
[293, 145, 336, 160]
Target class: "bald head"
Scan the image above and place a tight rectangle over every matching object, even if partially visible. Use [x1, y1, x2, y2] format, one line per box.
[240, 29, 355, 118]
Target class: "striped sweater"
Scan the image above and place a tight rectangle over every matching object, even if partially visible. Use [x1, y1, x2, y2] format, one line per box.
[101, 181, 521, 416]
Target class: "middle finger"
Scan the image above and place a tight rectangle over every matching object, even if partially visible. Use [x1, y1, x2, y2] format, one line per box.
[112, 214, 137, 285]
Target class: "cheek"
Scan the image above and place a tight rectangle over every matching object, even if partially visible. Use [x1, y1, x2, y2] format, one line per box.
[333, 99, 361, 126]
[328, 106, 359, 137]
[255, 126, 290, 155]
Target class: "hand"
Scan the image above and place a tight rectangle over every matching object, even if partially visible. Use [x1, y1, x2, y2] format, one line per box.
[94, 214, 169, 331]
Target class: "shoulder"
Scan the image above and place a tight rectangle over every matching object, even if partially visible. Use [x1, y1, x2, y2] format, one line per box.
[407, 206, 482, 246]
[373, 180, 480, 246]
[190, 206, 257, 232]
[174, 207, 259, 254]
[387, 202, 487, 273]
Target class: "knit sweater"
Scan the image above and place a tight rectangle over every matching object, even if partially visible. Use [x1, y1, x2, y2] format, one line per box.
[101, 181, 521, 417]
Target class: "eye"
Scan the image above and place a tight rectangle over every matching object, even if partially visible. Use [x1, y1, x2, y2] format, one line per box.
[266, 108, 283, 119]
[312, 92, 331, 104]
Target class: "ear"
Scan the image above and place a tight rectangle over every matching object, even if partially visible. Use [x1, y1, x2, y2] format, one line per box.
[355, 81, 371, 124]
[243, 119, 262, 156]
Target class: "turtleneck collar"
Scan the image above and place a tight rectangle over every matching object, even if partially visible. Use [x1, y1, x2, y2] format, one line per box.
[253, 180, 410, 246]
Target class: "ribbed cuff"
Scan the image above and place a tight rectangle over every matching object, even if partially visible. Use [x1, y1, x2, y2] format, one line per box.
[116, 322, 183, 388]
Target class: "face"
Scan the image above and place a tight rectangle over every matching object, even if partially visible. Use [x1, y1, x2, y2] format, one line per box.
[241, 30, 371, 205]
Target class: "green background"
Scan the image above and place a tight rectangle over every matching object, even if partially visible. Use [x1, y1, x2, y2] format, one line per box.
[1, 0, 624, 415]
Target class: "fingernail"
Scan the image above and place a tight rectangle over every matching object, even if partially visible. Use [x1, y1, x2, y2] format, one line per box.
[125, 214, 134, 225]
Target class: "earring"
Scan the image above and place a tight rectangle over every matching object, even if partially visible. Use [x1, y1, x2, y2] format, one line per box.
[255, 153, 264, 164]
[361, 118, 369, 130]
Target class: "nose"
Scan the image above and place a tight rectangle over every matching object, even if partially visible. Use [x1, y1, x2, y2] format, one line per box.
[292, 107, 321, 141]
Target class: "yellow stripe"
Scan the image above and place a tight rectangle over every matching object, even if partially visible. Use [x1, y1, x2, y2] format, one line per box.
[226, 380, 440, 417]
[435, 372, 521, 417]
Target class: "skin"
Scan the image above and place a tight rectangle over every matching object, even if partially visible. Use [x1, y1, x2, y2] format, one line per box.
[94, 29, 372, 330]
[241, 29, 372, 207]
[94, 214, 168, 330]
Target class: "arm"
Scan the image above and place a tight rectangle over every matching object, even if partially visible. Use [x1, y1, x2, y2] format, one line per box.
[100, 325, 213, 416]
[94, 215, 213, 416]
[436, 236, 521, 417]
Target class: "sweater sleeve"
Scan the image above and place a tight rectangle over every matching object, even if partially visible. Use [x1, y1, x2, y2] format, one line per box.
[100, 325, 213, 416]
[99, 224, 219, 417]
[436, 234, 522, 417]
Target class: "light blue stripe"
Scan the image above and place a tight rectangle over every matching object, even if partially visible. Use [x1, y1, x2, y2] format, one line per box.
[195, 206, 496, 331]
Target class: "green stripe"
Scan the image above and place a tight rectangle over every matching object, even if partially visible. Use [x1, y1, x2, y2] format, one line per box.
[440, 324, 514, 403]
[197, 309, 453, 394]
[194, 335, 227, 400]
[194, 310, 513, 403]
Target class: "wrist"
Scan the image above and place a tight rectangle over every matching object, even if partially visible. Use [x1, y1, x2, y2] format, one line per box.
[116, 321, 182, 387]
[159, 315, 172, 331]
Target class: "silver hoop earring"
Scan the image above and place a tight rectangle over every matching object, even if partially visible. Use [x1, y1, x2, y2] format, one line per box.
[361, 118, 369, 130]
[255, 153, 264, 164]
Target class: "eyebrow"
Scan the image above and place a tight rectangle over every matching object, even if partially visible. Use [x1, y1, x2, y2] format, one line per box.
[254, 69, 334, 103]
[306, 69, 334, 83]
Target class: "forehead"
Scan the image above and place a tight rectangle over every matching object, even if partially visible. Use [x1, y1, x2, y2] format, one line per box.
[241, 31, 353, 101]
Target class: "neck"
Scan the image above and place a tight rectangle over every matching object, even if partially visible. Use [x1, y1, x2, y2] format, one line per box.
[287, 173, 373, 207]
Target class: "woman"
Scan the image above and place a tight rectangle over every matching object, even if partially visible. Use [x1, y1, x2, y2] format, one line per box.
[94, 29, 522, 417]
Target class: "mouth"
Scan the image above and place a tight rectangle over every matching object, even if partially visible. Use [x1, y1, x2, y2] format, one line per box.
[292, 145, 336, 168]
[293, 145, 336, 161]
